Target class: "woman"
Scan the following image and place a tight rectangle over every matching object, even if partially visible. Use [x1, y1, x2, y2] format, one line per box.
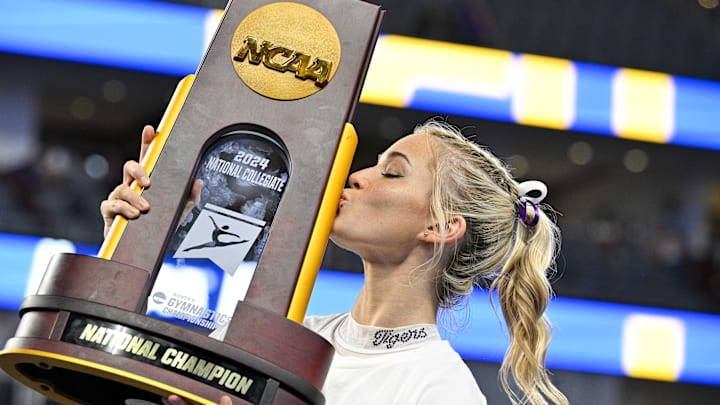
[102, 120, 567, 405]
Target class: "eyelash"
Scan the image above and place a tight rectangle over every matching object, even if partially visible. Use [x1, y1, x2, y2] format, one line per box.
[381, 172, 402, 178]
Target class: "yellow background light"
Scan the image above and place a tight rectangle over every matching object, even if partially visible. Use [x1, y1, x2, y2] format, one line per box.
[511, 54, 577, 130]
[611, 69, 675, 143]
[360, 35, 514, 107]
[622, 314, 685, 381]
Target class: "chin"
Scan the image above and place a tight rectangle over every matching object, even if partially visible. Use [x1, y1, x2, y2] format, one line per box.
[328, 233, 342, 248]
[328, 233, 355, 254]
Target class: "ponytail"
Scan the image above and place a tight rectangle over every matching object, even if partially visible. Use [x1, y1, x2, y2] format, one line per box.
[490, 209, 568, 405]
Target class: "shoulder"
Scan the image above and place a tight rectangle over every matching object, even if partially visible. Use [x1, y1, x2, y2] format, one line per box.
[303, 312, 348, 340]
[415, 342, 487, 404]
[325, 340, 486, 405]
[209, 311, 345, 341]
[402, 341, 486, 404]
[419, 378, 487, 405]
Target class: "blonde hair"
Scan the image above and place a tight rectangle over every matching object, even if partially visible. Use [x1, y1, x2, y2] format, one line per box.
[415, 120, 568, 405]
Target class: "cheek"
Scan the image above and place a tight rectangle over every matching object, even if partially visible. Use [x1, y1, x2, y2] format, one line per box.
[376, 188, 432, 223]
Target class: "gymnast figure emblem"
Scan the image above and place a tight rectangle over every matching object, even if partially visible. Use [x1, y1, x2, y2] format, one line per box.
[182, 216, 249, 252]
[174, 203, 265, 276]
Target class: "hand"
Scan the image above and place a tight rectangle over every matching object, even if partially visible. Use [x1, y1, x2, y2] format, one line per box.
[99, 125, 203, 237]
[100, 125, 155, 237]
[163, 394, 233, 405]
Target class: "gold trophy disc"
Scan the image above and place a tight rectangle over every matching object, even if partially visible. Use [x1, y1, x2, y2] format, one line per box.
[231, 2, 342, 100]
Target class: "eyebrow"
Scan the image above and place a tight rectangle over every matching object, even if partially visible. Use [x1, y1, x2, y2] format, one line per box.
[377, 151, 412, 167]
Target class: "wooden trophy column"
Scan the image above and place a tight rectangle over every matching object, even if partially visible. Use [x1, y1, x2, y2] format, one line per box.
[0, 1, 384, 404]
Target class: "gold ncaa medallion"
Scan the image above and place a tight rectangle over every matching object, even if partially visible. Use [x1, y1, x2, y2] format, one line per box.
[231, 2, 342, 100]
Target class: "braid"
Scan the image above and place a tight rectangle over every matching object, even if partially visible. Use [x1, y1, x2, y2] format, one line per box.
[490, 215, 565, 405]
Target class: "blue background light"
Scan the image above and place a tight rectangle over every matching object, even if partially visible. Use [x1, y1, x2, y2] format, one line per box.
[2, 0, 720, 150]
[1, 232, 719, 385]
[0, 0, 207, 75]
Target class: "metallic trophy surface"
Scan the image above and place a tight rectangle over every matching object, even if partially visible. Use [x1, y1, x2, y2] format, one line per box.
[0, 1, 384, 404]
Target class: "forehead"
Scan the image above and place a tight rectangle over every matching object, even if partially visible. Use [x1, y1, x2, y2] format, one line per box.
[382, 133, 435, 162]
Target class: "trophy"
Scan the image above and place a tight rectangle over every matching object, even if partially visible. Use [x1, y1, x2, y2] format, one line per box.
[0, 0, 384, 404]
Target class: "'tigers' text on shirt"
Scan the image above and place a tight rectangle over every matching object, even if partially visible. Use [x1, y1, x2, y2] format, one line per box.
[372, 327, 428, 349]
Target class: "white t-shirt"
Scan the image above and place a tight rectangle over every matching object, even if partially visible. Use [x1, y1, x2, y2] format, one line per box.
[304, 313, 487, 405]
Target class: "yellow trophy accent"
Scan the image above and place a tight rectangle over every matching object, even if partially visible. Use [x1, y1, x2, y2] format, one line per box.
[98, 75, 196, 260]
[0, 348, 216, 405]
[287, 123, 357, 323]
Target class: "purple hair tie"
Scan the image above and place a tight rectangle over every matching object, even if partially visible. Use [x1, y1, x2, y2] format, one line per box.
[516, 180, 547, 227]
[518, 198, 540, 227]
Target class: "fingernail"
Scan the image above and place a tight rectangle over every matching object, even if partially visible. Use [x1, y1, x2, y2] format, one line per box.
[139, 197, 149, 209]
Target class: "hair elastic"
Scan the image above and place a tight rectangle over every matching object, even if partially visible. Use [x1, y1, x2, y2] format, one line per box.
[516, 180, 547, 227]
[518, 198, 540, 227]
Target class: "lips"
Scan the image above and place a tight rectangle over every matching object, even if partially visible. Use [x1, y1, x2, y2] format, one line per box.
[337, 193, 348, 211]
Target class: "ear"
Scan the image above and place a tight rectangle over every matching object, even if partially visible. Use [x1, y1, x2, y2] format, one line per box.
[444, 215, 467, 243]
[419, 215, 467, 244]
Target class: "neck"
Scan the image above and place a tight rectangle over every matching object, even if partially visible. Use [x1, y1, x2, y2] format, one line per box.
[351, 260, 439, 328]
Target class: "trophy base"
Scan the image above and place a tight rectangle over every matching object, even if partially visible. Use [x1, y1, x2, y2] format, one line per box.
[1, 345, 222, 405]
[0, 254, 332, 405]
[1, 345, 314, 405]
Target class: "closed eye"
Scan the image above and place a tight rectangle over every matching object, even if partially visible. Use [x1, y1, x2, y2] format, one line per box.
[381, 172, 403, 178]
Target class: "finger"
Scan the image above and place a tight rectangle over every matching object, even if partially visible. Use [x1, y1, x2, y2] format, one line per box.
[105, 184, 150, 214]
[100, 197, 143, 225]
[179, 179, 203, 221]
[100, 195, 144, 238]
[140, 125, 157, 162]
[122, 160, 151, 188]
[164, 395, 188, 405]
[219, 396, 233, 405]
[190, 179, 204, 206]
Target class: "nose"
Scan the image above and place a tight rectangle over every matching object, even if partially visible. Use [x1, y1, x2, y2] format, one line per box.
[347, 168, 369, 189]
